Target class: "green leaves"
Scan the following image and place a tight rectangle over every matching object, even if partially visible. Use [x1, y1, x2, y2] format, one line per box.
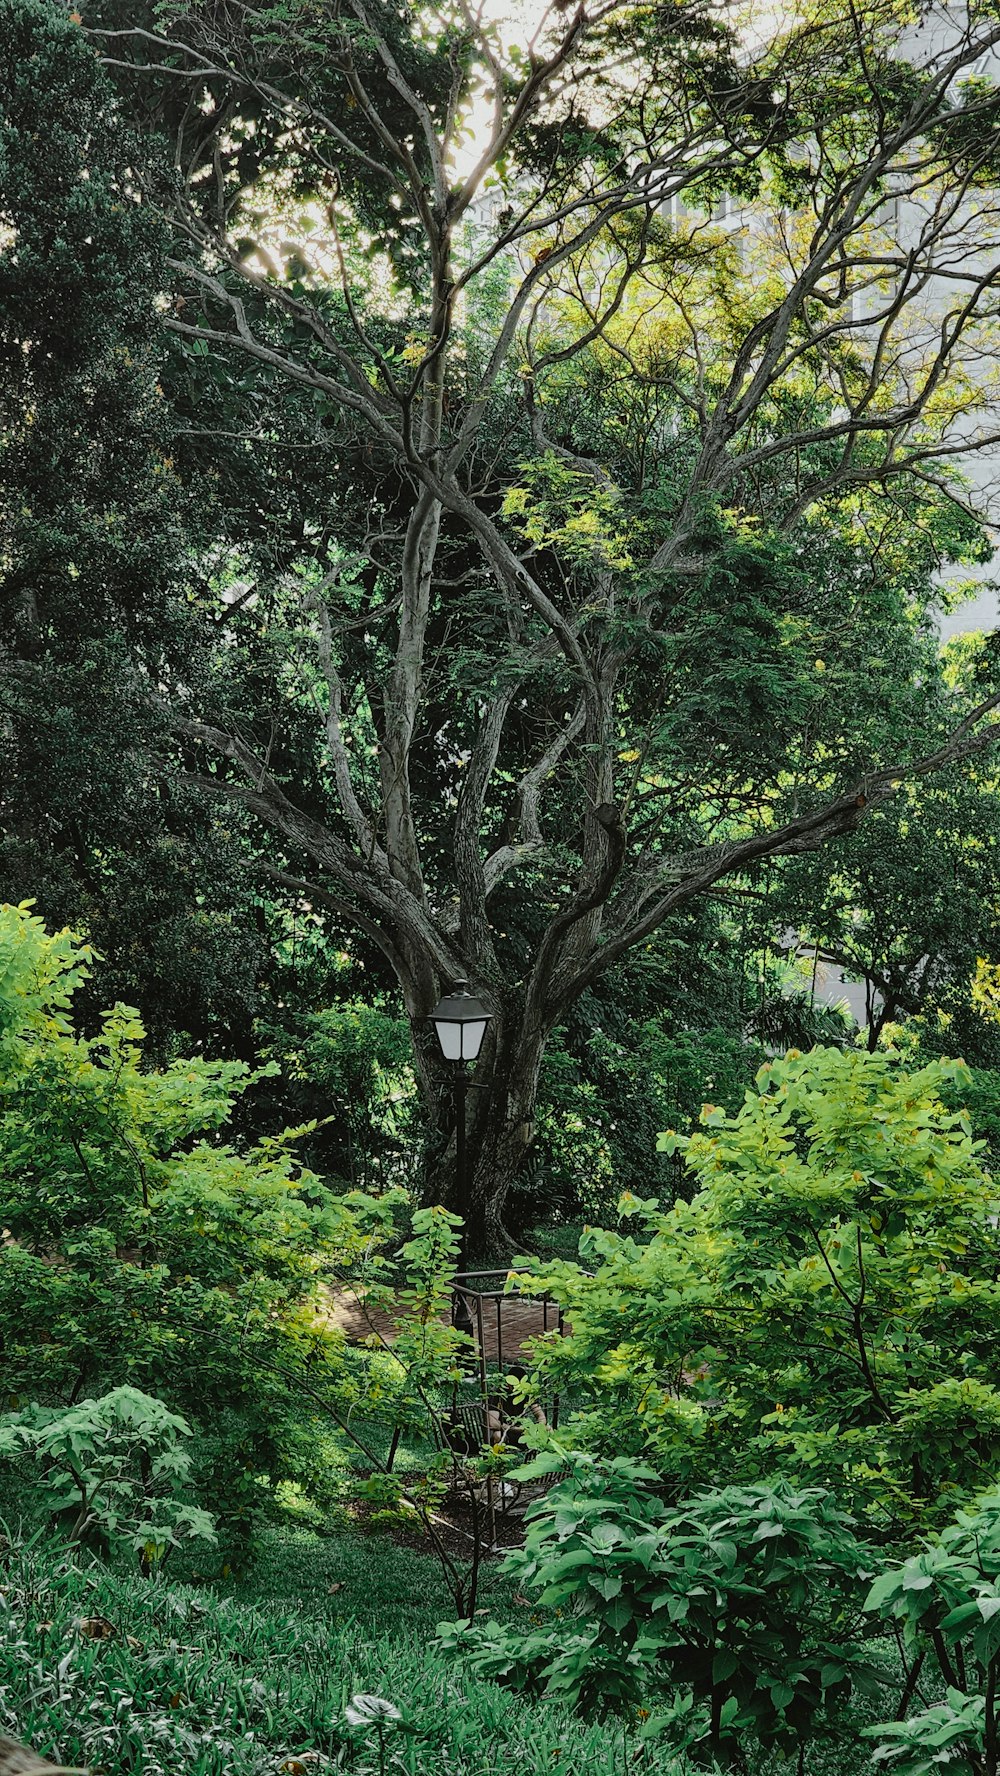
[0, 902, 93, 1064]
[863, 1487, 1000, 1774]
[865, 1692, 986, 1775]
[0, 1385, 217, 1570]
[445, 1464, 868, 1757]
[0, 900, 397, 1535]
[519, 1046, 1000, 1535]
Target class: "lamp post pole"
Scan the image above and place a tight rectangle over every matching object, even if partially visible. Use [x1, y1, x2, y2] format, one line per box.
[452, 1063, 474, 1337]
[454, 1062, 468, 1278]
[427, 979, 493, 1339]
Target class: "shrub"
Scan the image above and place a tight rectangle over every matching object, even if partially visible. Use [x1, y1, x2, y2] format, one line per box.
[515, 1047, 1000, 1533]
[0, 1385, 216, 1571]
[0, 903, 405, 1542]
[441, 1455, 877, 1763]
[864, 1485, 1000, 1776]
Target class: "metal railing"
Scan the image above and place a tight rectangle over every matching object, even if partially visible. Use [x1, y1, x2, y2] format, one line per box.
[450, 1267, 566, 1430]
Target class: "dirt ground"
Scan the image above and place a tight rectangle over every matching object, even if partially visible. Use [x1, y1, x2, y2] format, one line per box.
[324, 1285, 564, 1367]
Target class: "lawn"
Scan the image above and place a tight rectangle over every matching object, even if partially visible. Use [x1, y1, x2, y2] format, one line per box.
[1, 1510, 899, 1776]
[0, 1523, 691, 1776]
[216, 1518, 518, 1634]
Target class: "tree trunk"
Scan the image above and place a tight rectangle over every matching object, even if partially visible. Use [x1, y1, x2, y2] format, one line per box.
[0, 1739, 85, 1776]
[465, 1075, 542, 1260]
[417, 1003, 548, 1261]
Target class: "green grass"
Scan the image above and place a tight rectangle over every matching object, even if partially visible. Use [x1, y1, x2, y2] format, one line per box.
[0, 1530, 691, 1775]
[216, 1519, 518, 1634]
[0, 1516, 895, 1776]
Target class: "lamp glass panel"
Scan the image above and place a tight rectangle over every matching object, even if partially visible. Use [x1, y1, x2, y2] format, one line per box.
[434, 1020, 463, 1061]
[461, 1018, 488, 1061]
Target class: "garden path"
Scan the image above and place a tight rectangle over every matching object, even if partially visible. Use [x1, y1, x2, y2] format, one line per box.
[323, 1286, 561, 1366]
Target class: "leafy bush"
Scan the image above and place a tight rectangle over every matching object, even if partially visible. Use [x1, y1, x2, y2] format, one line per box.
[0, 913, 510, 1607]
[0, 903, 405, 1544]
[0, 1386, 215, 1570]
[864, 1485, 1000, 1776]
[865, 1693, 986, 1776]
[515, 1047, 1000, 1533]
[441, 1455, 876, 1762]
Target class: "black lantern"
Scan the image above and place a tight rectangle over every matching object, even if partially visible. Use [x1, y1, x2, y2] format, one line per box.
[428, 979, 492, 1063]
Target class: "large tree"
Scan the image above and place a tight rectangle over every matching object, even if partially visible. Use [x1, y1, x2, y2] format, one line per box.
[60, 0, 1000, 1244]
[0, 0, 280, 1054]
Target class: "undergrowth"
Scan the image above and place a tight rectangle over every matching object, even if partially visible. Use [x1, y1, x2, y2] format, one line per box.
[0, 1530, 690, 1775]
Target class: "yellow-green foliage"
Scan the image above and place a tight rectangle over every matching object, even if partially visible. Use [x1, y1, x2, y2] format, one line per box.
[519, 1046, 1000, 1534]
[0, 903, 394, 1419]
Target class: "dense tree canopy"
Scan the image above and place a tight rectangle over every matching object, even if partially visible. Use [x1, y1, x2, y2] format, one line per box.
[9, 12, 1000, 1771]
[4, 0, 1000, 1242]
[0, 0, 281, 1053]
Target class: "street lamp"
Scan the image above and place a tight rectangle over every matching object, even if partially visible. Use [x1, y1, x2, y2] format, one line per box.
[428, 979, 493, 1333]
